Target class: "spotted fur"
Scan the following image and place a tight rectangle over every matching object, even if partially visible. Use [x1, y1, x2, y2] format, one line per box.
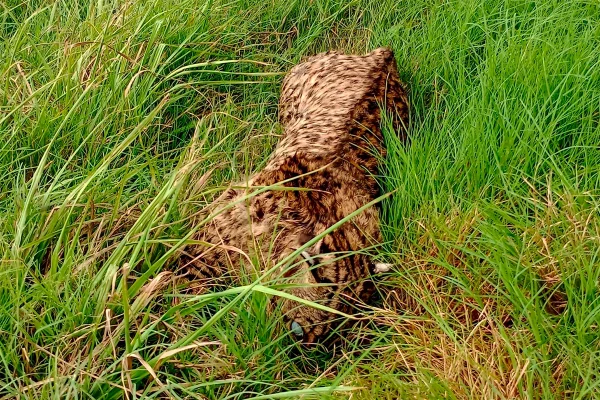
[180, 48, 409, 344]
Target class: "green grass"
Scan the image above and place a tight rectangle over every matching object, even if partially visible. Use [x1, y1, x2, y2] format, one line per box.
[1, 0, 600, 398]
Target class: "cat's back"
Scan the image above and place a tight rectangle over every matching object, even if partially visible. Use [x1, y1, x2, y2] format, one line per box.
[279, 47, 397, 126]
[269, 48, 407, 169]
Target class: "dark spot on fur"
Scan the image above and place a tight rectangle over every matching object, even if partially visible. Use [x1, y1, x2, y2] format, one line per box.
[255, 206, 264, 220]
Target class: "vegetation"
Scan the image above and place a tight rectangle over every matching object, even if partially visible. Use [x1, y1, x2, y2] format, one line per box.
[1, 0, 599, 398]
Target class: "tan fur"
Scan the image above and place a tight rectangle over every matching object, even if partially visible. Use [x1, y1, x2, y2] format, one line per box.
[180, 48, 409, 344]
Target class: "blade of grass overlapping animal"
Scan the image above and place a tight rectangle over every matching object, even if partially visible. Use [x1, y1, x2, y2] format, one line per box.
[160, 190, 395, 344]
[125, 162, 337, 297]
[128, 161, 390, 303]
[100, 180, 393, 396]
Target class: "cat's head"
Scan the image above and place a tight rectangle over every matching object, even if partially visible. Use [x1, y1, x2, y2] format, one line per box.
[276, 234, 391, 345]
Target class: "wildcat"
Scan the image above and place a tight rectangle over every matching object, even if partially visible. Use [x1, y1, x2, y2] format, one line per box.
[180, 47, 409, 344]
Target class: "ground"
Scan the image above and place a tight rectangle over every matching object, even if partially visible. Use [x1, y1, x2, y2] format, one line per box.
[1, 0, 599, 399]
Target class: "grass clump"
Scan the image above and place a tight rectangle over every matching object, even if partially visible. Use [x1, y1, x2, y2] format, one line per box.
[1, 0, 599, 398]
